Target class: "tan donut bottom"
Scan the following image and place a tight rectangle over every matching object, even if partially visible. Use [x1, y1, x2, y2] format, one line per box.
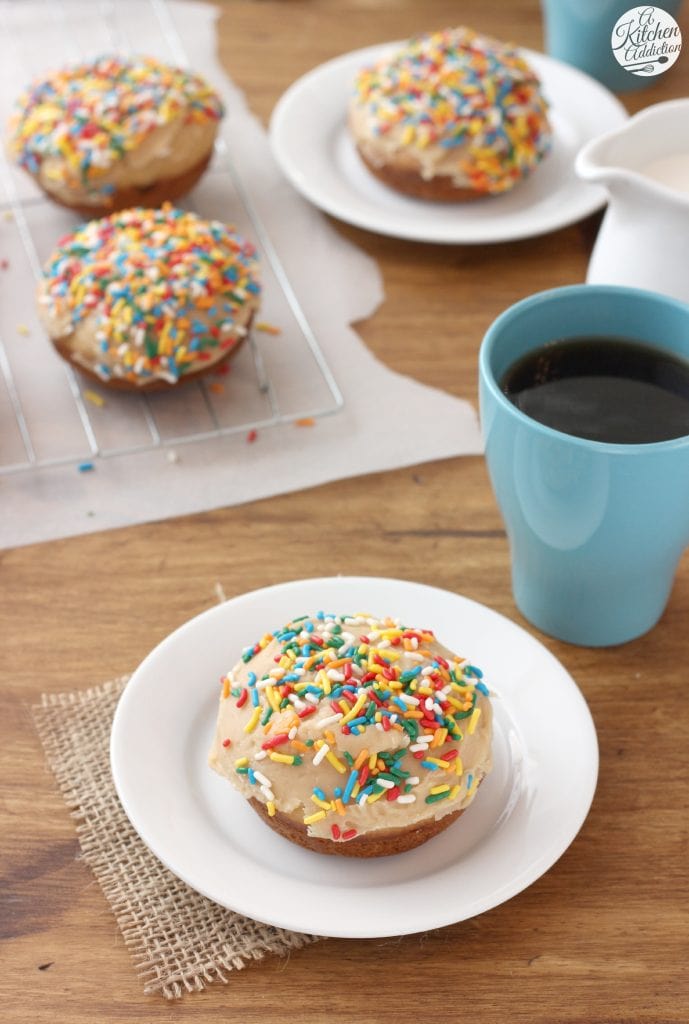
[51, 314, 252, 393]
[32, 150, 214, 219]
[249, 797, 464, 858]
[356, 146, 492, 203]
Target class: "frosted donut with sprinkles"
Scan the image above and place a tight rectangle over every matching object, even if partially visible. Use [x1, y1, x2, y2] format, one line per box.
[9, 55, 223, 216]
[37, 205, 260, 390]
[208, 612, 493, 857]
[349, 26, 552, 201]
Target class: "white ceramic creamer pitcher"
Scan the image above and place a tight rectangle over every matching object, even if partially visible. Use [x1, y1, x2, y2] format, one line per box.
[576, 98, 689, 303]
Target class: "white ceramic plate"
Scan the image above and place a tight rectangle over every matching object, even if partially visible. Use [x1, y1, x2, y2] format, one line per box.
[270, 44, 628, 244]
[111, 576, 598, 938]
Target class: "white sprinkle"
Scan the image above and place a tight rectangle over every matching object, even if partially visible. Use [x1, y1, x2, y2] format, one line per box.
[288, 726, 297, 740]
[317, 713, 342, 728]
[376, 779, 395, 790]
[407, 776, 420, 786]
[312, 744, 329, 766]
[409, 742, 430, 752]
[399, 693, 420, 706]
[305, 692, 319, 705]
[358, 792, 368, 806]
[425, 697, 435, 711]
[254, 771, 270, 787]
[326, 669, 345, 682]
[397, 794, 416, 804]
[254, 750, 267, 761]
[260, 786, 275, 802]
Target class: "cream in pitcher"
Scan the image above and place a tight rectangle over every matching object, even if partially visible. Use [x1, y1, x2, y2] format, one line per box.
[575, 99, 689, 303]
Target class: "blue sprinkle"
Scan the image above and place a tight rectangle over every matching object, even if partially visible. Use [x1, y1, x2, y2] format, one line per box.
[247, 672, 257, 686]
[248, 768, 256, 784]
[334, 787, 342, 798]
[313, 786, 327, 801]
[305, 621, 314, 633]
[250, 688, 259, 708]
[420, 760, 439, 771]
[342, 770, 358, 805]
[475, 681, 489, 696]
[78, 462, 94, 473]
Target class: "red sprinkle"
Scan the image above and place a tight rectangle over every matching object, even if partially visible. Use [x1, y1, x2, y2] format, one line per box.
[261, 733, 290, 750]
[381, 715, 391, 732]
[331, 824, 341, 840]
[236, 688, 248, 708]
[444, 749, 459, 761]
[358, 765, 370, 787]
[222, 738, 231, 748]
[386, 786, 401, 801]
[246, 429, 258, 443]
[342, 829, 358, 841]
[298, 706, 316, 719]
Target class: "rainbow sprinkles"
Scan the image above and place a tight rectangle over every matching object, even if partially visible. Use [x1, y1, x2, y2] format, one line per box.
[209, 612, 493, 852]
[351, 26, 552, 194]
[37, 205, 261, 388]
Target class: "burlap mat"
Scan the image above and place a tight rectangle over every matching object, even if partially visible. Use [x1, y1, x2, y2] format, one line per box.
[32, 677, 317, 999]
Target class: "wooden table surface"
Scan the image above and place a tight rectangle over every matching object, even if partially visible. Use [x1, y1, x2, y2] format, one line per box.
[3, 2, 689, 1021]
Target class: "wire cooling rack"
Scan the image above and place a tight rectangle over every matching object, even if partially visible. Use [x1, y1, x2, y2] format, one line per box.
[0, 0, 343, 475]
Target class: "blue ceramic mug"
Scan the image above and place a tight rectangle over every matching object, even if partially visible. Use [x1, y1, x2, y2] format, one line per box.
[479, 285, 689, 647]
[540, 0, 683, 93]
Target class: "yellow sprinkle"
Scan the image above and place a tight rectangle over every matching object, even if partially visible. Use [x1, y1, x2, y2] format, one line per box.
[267, 801, 276, 817]
[325, 751, 347, 774]
[367, 789, 385, 804]
[16, 324, 29, 336]
[3, 211, 13, 221]
[468, 707, 482, 735]
[243, 707, 261, 733]
[368, 752, 377, 770]
[234, 757, 249, 768]
[269, 751, 295, 765]
[325, 730, 336, 746]
[430, 784, 451, 796]
[426, 757, 450, 769]
[311, 795, 331, 810]
[450, 785, 461, 801]
[221, 677, 231, 699]
[303, 810, 327, 825]
[340, 691, 367, 725]
[255, 321, 281, 335]
[455, 757, 464, 775]
[83, 389, 105, 407]
[266, 685, 281, 713]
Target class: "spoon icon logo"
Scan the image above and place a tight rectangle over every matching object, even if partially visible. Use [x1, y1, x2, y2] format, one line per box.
[611, 6, 682, 76]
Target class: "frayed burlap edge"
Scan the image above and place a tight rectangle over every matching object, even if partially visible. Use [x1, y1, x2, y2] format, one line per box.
[32, 677, 317, 999]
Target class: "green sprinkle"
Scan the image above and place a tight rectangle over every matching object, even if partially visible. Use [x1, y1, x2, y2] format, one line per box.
[425, 790, 451, 804]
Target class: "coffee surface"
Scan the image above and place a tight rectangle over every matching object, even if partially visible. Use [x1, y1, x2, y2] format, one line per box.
[500, 336, 689, 443]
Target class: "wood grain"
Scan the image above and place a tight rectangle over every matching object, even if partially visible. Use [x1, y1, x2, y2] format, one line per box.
[2, 2, 689, 1021]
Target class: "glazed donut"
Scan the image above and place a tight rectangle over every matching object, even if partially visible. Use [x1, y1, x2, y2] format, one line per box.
[208, 612, 493, 857]
[349, 27, 552, 201]
[37, 205, 260, 390]
[9, 55, 223, 216]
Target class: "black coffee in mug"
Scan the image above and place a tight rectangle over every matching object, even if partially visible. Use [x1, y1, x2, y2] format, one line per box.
[500, 336, 689, 444]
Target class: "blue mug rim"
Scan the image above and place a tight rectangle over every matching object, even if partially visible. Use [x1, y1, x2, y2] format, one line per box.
[479, 284, 689, 455]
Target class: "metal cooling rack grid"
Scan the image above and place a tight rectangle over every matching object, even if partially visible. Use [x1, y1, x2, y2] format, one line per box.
[0, 0, 343, 476]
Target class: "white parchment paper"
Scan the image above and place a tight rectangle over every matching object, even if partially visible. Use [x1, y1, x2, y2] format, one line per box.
[0, 0, 482, 549]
